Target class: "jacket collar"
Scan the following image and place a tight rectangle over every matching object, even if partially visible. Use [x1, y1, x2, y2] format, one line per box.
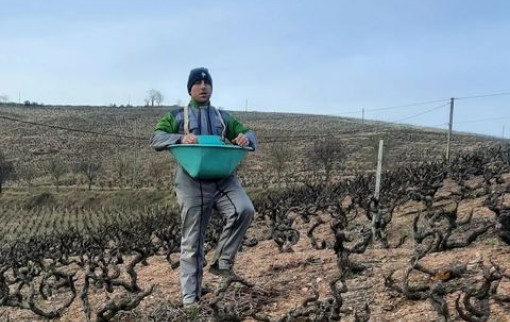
[190, 98, 210, 108]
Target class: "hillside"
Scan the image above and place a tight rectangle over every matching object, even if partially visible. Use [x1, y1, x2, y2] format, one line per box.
[1, 105, 509, 321]
[0, 104, 502, 197]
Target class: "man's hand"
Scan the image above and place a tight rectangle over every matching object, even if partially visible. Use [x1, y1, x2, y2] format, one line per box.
[234, 133, 249, 147]
[181, 134, 198, 144]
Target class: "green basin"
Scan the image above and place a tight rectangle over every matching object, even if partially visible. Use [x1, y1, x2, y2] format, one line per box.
[169, 135, 252, 179]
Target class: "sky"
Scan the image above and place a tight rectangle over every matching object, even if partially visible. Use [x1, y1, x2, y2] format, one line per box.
[1, 0, 510, 137]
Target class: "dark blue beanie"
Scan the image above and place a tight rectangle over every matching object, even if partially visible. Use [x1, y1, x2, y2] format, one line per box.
[187, 67, 213, 94]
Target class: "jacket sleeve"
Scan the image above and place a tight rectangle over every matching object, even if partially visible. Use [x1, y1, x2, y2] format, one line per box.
[225, 114, 258, 150]
[149, 112, 183, 151]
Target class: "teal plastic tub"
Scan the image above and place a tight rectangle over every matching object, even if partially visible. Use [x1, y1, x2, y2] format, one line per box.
[169, 135, 252, 179]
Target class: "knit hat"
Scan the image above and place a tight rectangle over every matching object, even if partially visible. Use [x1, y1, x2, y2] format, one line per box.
[187, 67, 213, 94]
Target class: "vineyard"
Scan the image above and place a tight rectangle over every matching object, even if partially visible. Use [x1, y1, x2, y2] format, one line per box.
[1, 105, 510, 321]
[0, 105, 499, 193]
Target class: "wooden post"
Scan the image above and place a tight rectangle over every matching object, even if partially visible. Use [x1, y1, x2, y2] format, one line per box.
[132, 120, 138, 189]
[373, 139, 384, 241]
[374, 139, 384, 200]
[446, 98, 454, 161]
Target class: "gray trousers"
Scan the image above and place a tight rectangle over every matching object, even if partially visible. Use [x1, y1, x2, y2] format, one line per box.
[174, 167, 254, 304]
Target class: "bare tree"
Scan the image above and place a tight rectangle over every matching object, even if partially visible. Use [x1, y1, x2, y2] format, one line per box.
[114, 152, 129, 189]
[0, 150, 15, 193]
[0, 95, 9, 103]
[146, 89, 164, 107]
[74, 137, 105, 190]
[46, 157, 68, 192]
[267, 142, 293, 186]
[76, 160, 102, 191]
[304, 135, 345, 182]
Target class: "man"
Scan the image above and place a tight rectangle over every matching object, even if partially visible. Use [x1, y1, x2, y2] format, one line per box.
[149, 67, 257, 307]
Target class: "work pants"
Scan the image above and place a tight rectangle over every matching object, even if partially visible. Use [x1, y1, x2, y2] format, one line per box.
[174, 167, 254, 304]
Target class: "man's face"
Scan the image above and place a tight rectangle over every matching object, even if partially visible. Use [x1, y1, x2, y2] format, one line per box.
[190, 80, 212, 104]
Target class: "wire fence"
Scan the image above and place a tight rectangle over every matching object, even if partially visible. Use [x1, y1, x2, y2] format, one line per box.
[0, 92, 509, 190]
[2, 89, 510, 139]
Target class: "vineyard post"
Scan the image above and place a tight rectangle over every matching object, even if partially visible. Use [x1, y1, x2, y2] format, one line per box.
[374, 139, 384, 200]
[373, 139, 384, 240]
[446, 97, 454, 161]
[132, 119, 138, 189]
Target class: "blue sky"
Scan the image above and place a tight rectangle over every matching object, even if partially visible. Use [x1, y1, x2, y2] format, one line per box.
[1, 0, 509, 137]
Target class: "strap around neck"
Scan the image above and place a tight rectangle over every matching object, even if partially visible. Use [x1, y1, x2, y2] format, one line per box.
[183, 103, 226, 141]
[184, 104, 189, 135]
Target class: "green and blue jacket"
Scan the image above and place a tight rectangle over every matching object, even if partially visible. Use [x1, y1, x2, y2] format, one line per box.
[149, 100, 257, 151]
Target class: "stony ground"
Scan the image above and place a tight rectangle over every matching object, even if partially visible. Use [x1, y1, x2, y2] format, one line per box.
[2, 176, 510, 321]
